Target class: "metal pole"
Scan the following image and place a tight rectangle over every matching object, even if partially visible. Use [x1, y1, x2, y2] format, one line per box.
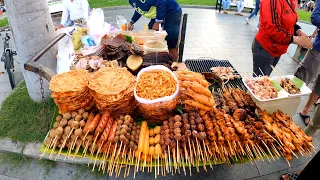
[178, 13, 188, 63]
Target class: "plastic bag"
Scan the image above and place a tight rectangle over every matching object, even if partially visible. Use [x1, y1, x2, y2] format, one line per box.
[134, 65, 180, 123]
[72, 27, 87, 51]
[56, 27, 75, 74]
[87, 8, 109, 45]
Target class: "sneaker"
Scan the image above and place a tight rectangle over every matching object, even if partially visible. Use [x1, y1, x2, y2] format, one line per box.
[245, 18, 250, 24]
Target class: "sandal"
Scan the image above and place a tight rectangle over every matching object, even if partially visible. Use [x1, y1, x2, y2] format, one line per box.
[299, 112, 310, 126]
[280, 172, 299, 180]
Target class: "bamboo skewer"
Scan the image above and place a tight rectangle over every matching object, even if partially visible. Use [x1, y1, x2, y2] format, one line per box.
[261, 140, 275, 161]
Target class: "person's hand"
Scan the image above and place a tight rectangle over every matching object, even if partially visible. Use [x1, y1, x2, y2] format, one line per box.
[152, 22, 161, 31]
[296, 29, 308, 37]
[293, 36, 313, 49]
[127, 22, 134, 31]
[55, 24, 64, 31]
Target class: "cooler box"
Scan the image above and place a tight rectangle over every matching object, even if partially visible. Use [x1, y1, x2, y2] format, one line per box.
[251, 94, 301, 117]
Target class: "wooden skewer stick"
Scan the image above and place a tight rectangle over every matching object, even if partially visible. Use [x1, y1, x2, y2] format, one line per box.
[261, 140, 275, 161]
[164, 152, 169, 173]
[203, 141, 212, 169]
[134, 152, 140, 179]
[40, 138, 54, 160]
[257, 144, 270, 162]
[49, 136, 58, 159]
[188, 138, 194, 165]
[286, 159, 291, 167]
[111, 142, 123, 176]
[271, 144, 281, 158]
[289, 148, 299, 159]
[90, 132, 99, 156]
[158, 154, 161, 176]
[168, 146, 172, 173]
[108, 142, 118, 174]
[181, 151, 186, 176]
[184, 146, 192, 176]
[192, 142, 200, 172]
[142, 154, 147, 173]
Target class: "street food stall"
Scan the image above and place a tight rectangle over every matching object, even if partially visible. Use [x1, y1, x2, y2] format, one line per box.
[24, 10, 314, 179]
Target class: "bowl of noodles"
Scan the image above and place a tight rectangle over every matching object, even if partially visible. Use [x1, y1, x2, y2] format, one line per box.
[134, 65, 180, 123]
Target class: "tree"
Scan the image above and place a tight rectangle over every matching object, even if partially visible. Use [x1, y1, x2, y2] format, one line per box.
[4, 0, 57, 101]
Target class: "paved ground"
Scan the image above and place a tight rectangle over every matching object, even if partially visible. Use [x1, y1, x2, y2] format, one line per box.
[0, 7, 319, 180]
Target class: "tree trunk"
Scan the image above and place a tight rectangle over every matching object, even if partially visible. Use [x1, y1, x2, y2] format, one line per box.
[4, 0, 57, 101]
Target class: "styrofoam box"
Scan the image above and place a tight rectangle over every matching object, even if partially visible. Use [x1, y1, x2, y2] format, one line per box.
[242, 77, 289, 102]
[250, 93, 301, 117]
[270, 75, 312, 98]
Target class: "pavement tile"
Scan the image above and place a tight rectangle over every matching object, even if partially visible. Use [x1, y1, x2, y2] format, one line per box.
[0, 74, 9, 83]
[249, 162, 308, 180]
[279, 64, 300, 74]
[0, 83, 12, 93]
[211, 47, 243, 56]
[23, 143, 42, 159]
[109, 163, 259, 180]
[37, 162, 79, 180]
[0, 139, 24, 154]
[0, 175, 9, 180]
[0, 159, 41, 180]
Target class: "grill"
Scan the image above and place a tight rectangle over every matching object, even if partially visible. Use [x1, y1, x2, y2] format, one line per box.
[185, 59, 246, 90]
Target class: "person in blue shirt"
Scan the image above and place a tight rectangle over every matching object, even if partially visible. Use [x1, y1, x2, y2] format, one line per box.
[294, 0, 320, 127]
[128, 0, 182, 61]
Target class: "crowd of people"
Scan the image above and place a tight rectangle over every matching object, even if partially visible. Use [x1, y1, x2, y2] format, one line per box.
[57, 0, 319, 179]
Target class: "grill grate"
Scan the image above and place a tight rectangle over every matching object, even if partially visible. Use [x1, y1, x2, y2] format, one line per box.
[185, 59, 246, 90]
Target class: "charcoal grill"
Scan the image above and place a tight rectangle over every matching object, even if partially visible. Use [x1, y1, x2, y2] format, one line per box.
[185, 59, 246, 90]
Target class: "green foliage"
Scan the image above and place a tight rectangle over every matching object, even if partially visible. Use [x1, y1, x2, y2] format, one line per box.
[0, 17, 8, 28]
[297, 10, 312, 23]
[0, 81, 56, 142]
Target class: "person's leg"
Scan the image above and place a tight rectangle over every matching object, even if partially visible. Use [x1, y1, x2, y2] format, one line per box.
[236, 1, 241, 12]
[164, 10, 182, 61]
[304, 105, 320, 136]
[239, 1, 245, 13]
[252, 38, 279, 76]
[301, 74, 320, 124]
[294, 49, 320, 86]
[222, 0, 227, 10]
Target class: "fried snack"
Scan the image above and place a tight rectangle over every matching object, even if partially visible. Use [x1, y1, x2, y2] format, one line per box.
[136, 70, 177, 100]
[176, 70, 215, 112]
[88, 67, 136, 115]
[49, 69, 93, 113]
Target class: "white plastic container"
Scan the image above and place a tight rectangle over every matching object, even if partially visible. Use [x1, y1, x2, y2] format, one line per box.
[143, 40, 169, 55]
[242, 77, 289, 102]
[251, 94, 301, 117]
[270, 75, 312, 98]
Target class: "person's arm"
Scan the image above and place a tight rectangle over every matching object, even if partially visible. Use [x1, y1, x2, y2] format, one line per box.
[262, 0, 295, 44]
[60, 0, 69, 26]
[311, 0, 320, 28]
[311, 28, 318, 38]
[130, 11, 142, 24]
[153, 0, 166, 23]
[82, 0, 90, 20]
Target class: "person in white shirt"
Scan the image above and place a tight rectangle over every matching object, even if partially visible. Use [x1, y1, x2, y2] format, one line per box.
[56, 0, 90, 30]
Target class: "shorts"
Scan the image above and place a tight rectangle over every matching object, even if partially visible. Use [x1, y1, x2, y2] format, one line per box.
[294, 48, 320, 85]
[314, 74, 320, 96]
[148, 10, 182, 49]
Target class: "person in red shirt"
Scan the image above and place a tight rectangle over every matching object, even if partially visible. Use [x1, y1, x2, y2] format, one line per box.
[252, 0, 312, 76]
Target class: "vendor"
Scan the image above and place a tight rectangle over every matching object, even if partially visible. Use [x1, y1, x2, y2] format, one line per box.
[55, 0, 90, 30]
[128, 0, 182, 61]
[252, 0, 312, 76]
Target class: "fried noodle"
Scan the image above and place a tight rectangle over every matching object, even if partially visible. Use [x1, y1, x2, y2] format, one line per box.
[136, 70, 176, 100]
